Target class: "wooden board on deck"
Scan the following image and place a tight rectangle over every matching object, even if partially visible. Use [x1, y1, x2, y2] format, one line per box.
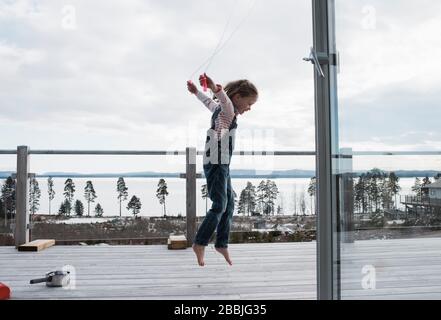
[167, 235, 187, 250]
[18, 239, 55, 252]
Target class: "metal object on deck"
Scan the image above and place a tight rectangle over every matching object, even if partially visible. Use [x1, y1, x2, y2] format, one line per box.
[30, 270, 70, 287]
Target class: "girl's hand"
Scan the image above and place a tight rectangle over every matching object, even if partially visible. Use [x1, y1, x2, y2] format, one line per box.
[187, 80, 198, 95]
[199, 73, 217, 92]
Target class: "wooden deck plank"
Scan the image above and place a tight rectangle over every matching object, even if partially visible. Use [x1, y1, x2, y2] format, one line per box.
[2, 238, 441, 300]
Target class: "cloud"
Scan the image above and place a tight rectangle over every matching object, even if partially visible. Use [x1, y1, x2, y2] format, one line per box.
[338, 69, 441, 151]
[0, 0, 440, 173]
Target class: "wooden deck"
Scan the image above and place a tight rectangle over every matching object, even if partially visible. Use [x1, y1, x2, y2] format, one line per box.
[340, 237, 441, 300]
[1, 238, 441, 300]
[0, 242, 316, 300]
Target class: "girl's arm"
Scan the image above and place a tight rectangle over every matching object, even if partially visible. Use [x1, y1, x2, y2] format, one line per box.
[187, 80, 218, 113]
[196, 90, 219, 113]
[211, 84, 235, 118]
[201, 74, 235, 118]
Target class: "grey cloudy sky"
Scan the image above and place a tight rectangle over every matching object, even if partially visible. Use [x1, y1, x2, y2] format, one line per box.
[0, 0, 440, 174]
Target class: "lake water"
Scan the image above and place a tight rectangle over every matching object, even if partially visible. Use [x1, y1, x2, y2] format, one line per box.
[27, 177, 418, 217]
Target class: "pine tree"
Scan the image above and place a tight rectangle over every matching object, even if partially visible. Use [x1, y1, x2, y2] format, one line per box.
[156, 179, 169, 217]
[299, 191, 306, 216]
[267, 180, 279, 215]
[412, 178, 422, 198]
[201, 184, 208, 214]
[359, 168, 385, 213]
[354, 174, 367, 213]
[232, 189, 238, 214]
[58, 201, 66, 215]
[74, 200, 84, 216]
[256, 180, 266, 215]
[127, 195, 141, 217]
[117, 177, 128, 217]
[421, 176, 432, 197]
[47, 177, 55, 215]
[307, 177, 316, 215]
[63, 178, 75, 215]
[364, 172, 372, 212]
[94, 203, 104, 217]
[58, 199, 71, 216]
[84, 180, 97, 217]
[256, 180, 279, 215]
[307, 177, 316, 197]
[368, 169, 384, 212]
[238, 189, 247, 215]
[380, 178, 392, 211]
[243, 182, 257, 216]
[1, 176, 16, 220]
[387, 172, 401, 209]
[29, 177, 41, 215]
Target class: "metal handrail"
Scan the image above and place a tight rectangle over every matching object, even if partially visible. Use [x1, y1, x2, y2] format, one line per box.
[2, 149, 440, 156]
[0, 149, 315, 156]
[350, 151, 441, 156]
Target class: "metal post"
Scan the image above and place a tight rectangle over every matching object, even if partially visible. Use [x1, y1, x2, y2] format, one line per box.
[312, 0, 339, 300]
[15, 145, 30, 247]
[186, 147, 197, 247]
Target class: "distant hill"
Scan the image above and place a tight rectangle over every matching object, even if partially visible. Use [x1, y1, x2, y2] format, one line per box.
[0, 171, 14, 179]
[40, 171, 180, 178]
[387, 170, 440, 178]
[230, 169, 316, 178]
[348, 170, 440, 178]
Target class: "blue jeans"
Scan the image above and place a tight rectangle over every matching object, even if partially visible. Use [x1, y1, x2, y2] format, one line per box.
[194, 163, 234, 248]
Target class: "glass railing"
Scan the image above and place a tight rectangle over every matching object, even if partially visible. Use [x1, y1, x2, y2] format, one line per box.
[333, 150, 441, 299]
[0, 147, 317, 246]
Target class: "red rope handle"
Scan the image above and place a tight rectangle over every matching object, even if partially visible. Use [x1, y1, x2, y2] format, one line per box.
[201, 74, 208, 92]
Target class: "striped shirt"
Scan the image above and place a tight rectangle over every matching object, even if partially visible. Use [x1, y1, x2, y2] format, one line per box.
[196, 84, 237, 141]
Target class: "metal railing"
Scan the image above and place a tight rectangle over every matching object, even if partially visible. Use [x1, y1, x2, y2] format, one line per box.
[401, 195, 441, 207]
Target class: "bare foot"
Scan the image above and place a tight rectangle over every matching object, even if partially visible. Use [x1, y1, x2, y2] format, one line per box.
[192, 243, 205, 266]
[215, 247, 233, 266]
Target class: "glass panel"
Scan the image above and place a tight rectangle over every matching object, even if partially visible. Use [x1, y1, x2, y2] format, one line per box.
[333, 0, 441, 299]
[1, 0, 317, 300]
[26, 154, 188, 243]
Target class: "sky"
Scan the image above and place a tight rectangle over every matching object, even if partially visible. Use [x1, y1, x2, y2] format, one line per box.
[0, 0, 440, 175]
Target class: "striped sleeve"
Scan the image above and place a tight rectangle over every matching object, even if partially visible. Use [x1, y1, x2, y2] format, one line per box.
[196, 90, 218, 113]
[212, 84, 235, 119]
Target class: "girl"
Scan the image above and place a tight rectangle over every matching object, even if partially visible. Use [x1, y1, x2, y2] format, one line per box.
[186, 74, 258, 266]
